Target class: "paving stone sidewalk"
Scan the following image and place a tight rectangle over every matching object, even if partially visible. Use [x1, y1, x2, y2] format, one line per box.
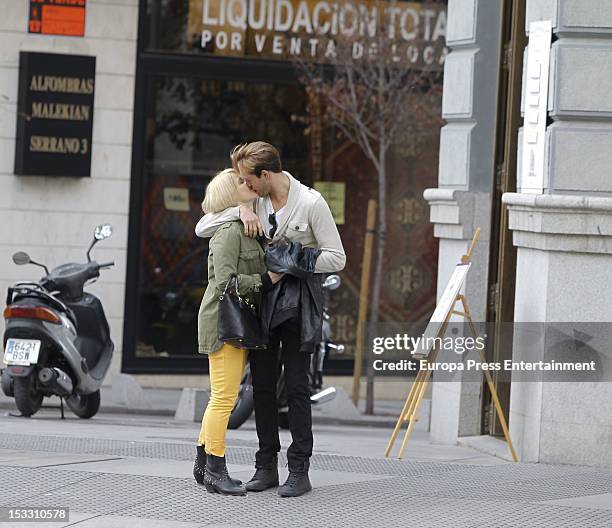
[0, 411, 611, 527]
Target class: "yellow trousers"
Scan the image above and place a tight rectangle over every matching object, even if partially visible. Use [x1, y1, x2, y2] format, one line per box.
[198, 343, 248, 457]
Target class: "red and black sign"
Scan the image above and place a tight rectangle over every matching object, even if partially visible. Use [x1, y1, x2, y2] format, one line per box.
[14, 52, 96, 177]
[29, 0, 86, 37]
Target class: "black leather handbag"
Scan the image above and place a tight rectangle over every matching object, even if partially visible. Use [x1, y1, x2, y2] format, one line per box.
[218, 274, 267, 349]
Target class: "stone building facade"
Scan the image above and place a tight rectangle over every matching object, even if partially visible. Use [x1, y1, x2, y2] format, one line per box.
[427, 0, 612, 467]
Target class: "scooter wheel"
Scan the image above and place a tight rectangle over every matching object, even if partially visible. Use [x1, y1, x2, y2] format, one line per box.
[66, 390, 101, 419]
[227, 383, 254, 430]
[13, 376, 43, 417]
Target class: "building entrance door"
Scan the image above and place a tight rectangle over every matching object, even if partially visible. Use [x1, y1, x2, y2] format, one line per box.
[484, 0, 527, 436]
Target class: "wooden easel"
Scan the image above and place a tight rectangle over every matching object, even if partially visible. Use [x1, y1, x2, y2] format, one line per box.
[384, 230, 518, 462]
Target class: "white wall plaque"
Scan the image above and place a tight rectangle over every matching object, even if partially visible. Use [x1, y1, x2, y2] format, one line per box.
[520, 20, 552, 194]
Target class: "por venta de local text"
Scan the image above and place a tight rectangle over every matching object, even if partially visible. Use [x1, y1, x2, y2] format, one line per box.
[371, 334, 597, 372]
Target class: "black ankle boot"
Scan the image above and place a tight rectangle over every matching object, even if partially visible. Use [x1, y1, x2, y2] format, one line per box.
[203, 454, 246, 496]
[193, 445, 242, 486]
[278, 461, 312, 497]
[193, 445, 207, 485]
[245, 456, 279, 492]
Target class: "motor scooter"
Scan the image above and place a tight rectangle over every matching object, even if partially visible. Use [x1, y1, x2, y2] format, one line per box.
[1, 224, 115, 419]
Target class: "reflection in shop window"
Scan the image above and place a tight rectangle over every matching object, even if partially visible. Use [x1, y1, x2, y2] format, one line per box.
[135, 74, 443, 360]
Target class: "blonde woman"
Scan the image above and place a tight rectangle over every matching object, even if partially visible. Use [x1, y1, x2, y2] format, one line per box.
[193, 168, 282, 496]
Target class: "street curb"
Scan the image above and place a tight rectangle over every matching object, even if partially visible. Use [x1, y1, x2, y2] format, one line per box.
[0, 401, 175, 417]
[0, 401, 398, 428]
[310, 414, 398, 428]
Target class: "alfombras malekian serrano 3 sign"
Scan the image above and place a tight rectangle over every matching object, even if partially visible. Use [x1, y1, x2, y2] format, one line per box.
[188, 0, 447, 66]
[14, 52, 95, 177]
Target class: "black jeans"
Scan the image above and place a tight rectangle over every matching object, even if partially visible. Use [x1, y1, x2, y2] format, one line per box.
[250, 317, 312, 469]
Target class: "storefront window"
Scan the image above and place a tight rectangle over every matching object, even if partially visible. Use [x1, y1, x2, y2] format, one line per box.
[125, 0, 446, 372]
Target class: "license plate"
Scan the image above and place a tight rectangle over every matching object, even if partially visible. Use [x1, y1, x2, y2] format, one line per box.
[3, 339, 41, 366]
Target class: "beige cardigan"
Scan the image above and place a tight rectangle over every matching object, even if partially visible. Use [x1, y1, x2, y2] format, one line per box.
[195, 172, 346, 274]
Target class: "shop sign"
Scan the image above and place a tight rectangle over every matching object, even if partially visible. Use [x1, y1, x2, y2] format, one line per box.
[188, 0, 446, 66]
[14, 52, 95, 177]
[29, 0, 87, 37]
[314, 181, 345, 224]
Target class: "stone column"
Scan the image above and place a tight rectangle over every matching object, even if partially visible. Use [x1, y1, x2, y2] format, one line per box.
[504, 0, 612, 467]
[424, 0, 503, 443]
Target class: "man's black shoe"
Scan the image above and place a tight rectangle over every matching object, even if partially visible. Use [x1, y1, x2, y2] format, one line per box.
[245, 458, 279, 491]
[278, 461, 312, 497]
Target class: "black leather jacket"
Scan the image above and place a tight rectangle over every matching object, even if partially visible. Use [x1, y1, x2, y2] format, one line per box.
[259, 273, 324, 353]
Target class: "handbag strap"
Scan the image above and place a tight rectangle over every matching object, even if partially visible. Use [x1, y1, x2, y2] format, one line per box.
[221, 273, 240, 296]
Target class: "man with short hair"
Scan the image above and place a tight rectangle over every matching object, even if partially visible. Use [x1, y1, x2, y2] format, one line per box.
[195, 141, 345, 497]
